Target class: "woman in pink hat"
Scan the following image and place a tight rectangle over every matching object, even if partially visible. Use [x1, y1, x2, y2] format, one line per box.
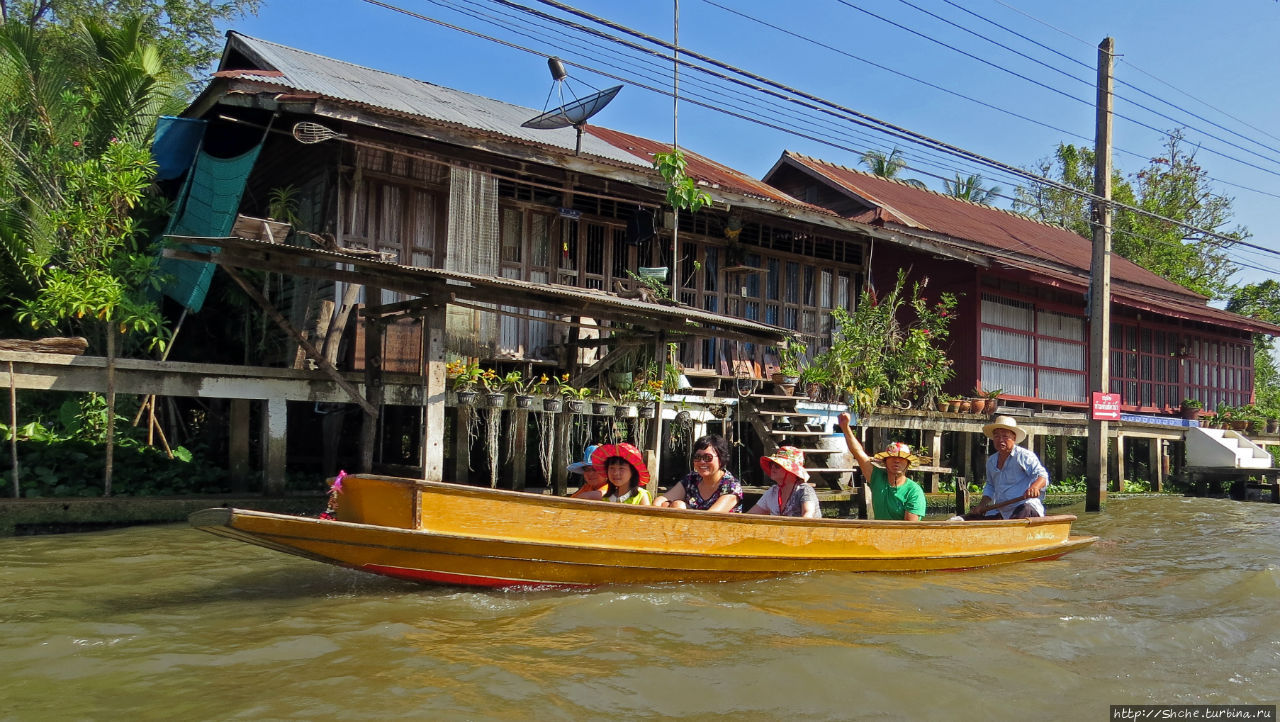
[748, 446, 821, 518]
[589, 443, 653, 505]
[838, 412, 928, 521]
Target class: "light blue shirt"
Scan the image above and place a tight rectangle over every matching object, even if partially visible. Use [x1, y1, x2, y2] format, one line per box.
[982, 445, 1049, 518]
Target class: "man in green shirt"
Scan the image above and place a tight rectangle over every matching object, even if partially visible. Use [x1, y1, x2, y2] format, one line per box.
[837, 412, 928, 521]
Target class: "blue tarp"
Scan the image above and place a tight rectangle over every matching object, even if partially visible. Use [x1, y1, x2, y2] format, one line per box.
[157, 143, 263, 312]
[151, 116, 206, 181]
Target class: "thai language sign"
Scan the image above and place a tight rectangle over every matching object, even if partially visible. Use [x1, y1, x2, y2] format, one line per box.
[1091, 392, 1121, 421]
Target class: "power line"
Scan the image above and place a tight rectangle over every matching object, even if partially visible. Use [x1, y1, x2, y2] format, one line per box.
[363, 0, 1280, 273]
[839, 0, 1280, 179]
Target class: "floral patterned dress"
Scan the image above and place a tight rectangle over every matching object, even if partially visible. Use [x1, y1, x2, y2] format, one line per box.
[677, 470, 744, 512]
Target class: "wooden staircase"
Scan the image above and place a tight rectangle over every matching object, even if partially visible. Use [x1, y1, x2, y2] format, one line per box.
[742, 386, 852, 491]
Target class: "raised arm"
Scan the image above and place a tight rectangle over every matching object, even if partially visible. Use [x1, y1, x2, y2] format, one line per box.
[837, 412, 874, 482]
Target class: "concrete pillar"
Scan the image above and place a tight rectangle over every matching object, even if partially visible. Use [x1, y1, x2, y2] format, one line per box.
[1148, 438, 1165, 492]
[961, 432, 976, 488]
[421, 304, 447, 483]
[1109, 435, 1125, 492]
[925, 429, 942, 493]
[262, 397, 287, 496]
[1055, 435, 1069, 483]
[229, 399, 250, 492]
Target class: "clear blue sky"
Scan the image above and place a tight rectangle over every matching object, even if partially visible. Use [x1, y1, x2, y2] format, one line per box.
[224, 0, 1280, 288]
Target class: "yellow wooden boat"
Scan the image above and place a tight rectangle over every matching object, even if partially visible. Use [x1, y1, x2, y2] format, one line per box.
[190, 474, 1096, 588]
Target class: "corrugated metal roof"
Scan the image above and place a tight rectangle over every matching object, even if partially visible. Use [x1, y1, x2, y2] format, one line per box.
[585, 126, 819, 210]
[778, 152, 1198, 299]
[221, 32, 646, 166]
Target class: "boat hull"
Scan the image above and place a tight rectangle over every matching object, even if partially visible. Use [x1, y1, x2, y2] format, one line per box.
[190, 475, 1097, 588]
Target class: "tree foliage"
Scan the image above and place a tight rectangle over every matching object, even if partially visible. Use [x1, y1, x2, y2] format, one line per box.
[0, 15, 180, 351]
[0, 0, 261, 77]
[1227, 281, 1280, 412]
[859, 147, 926, 188]
[943, 173, 1001, 204]
[1014, 130, 1245, 299]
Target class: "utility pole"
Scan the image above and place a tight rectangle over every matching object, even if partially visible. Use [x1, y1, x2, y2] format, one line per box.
[1086, 37, 1114, 513]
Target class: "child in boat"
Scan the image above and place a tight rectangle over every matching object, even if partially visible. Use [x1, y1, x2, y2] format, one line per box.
[748, 446, 821, 518]
[590, 443, 653, 505]
[567, 445, 607, 500]
[838, 412, 928, 521]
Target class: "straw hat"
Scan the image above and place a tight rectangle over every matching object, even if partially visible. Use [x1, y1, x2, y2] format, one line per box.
[873, 441, 930, 468]
[591, 443, 651, 487]
[982, 415, 1028, 444]
[566, 444, 599, 474]
[760, 446, 810, 482]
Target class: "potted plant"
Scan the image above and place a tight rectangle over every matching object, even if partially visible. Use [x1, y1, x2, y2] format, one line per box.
[1180, 398, 1203, 420]
[447, 359, 482, 406]
[538, 373, 565, 412]
[935, 394, 952, 413]
[560, 383, 592, 413]
[478, 368, 508, 408]
[772, 341, 806, 385]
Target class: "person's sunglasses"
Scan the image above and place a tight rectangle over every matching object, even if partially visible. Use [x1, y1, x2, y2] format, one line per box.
[692, 453, 716, 462]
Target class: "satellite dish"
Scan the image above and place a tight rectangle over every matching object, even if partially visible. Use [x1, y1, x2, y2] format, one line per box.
[522, 57, 621, 154]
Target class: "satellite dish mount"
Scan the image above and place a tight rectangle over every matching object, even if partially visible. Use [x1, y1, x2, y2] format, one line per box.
[522, 57, 622, 154]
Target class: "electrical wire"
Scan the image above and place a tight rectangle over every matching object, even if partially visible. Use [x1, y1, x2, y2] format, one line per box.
[363, 0, 1280, 273]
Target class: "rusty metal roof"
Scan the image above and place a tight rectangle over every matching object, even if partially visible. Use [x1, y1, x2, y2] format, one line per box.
[777, 152, 1198, 298]
[219, 32, 645, 166]
[584, 126, 820, 210]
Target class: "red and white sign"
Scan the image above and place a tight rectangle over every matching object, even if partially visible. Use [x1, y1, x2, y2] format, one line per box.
[1091, 392, 1121, 421]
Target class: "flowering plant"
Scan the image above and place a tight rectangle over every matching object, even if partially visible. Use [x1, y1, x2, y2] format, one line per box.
[446, 359, 482, 391]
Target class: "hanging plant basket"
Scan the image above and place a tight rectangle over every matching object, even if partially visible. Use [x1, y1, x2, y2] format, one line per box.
[543, 397, 564, 413]
[566, 399, 586, 414]
[615, 404, 638, 419]
[485, 392, 507, 408]
[456, 390, 478, 406]
[591, 401, 611, 415]
[638, 403, 657, 419]
[514, 394, 535, 410]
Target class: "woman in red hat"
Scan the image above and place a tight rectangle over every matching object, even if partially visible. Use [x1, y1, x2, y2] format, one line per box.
[589, 443, 653, 505]
[748, 446, 821, 518]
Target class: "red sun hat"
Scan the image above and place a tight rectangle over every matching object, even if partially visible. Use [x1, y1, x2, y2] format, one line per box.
[760, 446, 810, 482]
[591, 443, 651, 487]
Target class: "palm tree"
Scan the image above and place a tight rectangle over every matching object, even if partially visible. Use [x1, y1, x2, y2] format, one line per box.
[944, 173, 1003, 204]
[859, 147, 926, 188]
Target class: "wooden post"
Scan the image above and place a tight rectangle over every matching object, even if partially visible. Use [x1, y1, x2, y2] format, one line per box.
[360, 293, 383, 473]
[104, 327, 116, 496]
[229, 399, 250, 491]
[1110, 434, 1125, 492]
[263, 397, 287, 495]
[1148, 437, 1164, 493]
[856, 481, 872, 520]
[955, 481, 969, 517]
[508, 408, 529, 490]
[960, 431, 975, 489]
[553, 410, 572, 495]
[420, 303, 447, 483]
[1086, 36, 1115, 513]
[1055, 435, 1069, 483]
[925, 429, 942, 493]
[8, 361, 17, 499]
[454, 404, 472, 484]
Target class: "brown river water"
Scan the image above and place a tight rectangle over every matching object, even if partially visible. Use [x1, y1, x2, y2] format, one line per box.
[2, 495, 1277, 721]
